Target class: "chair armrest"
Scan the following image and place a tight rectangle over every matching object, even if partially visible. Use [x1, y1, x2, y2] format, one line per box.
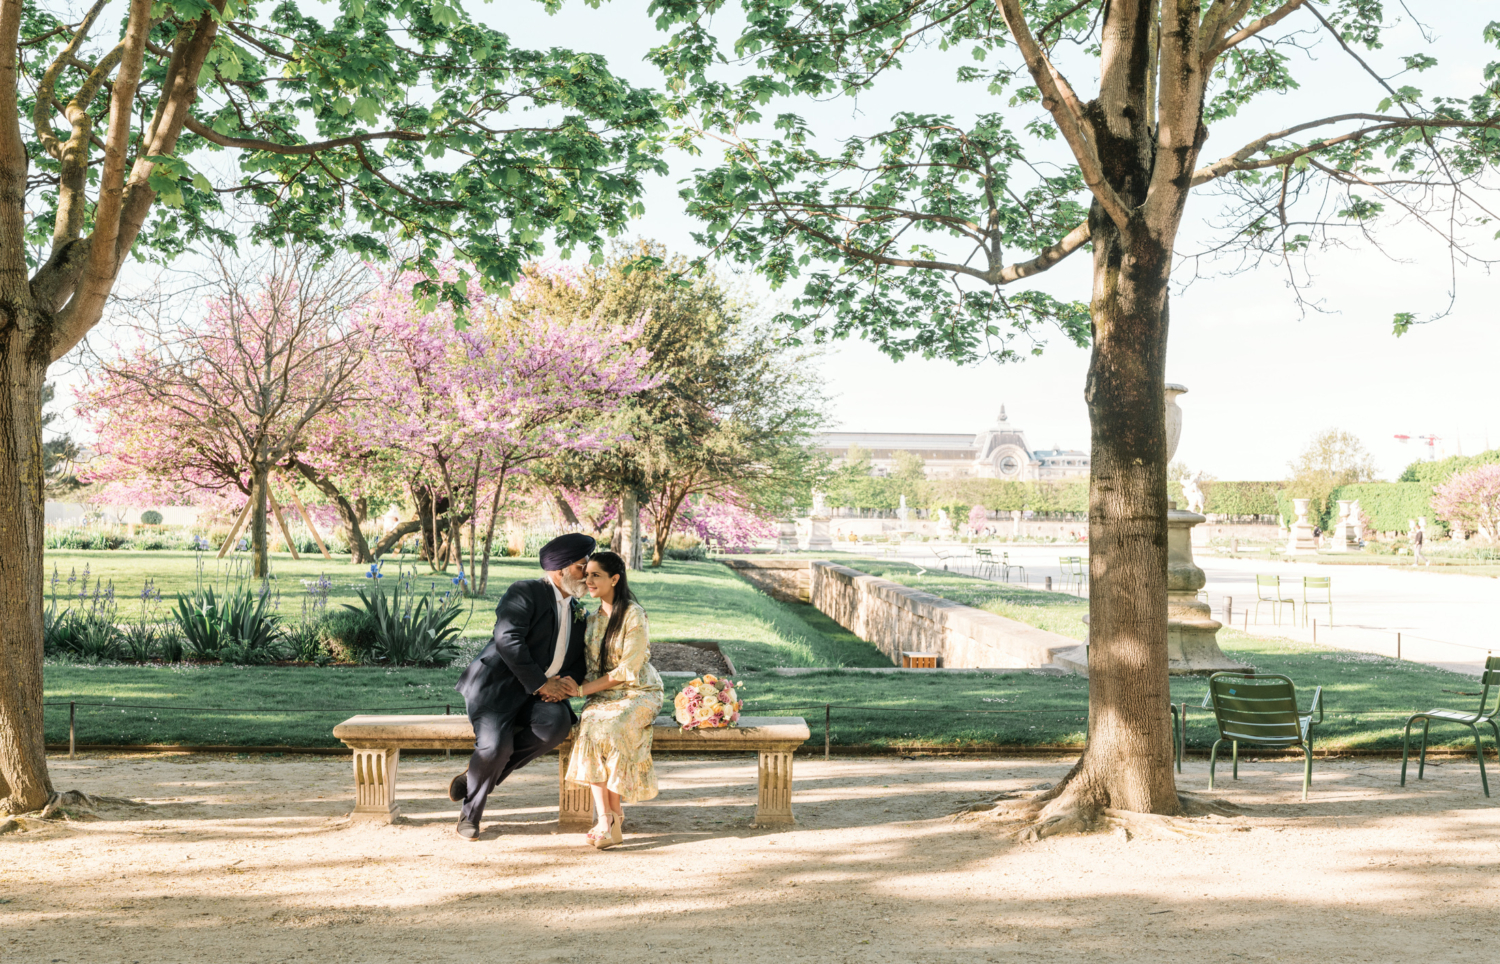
[1199, 690, 1214, 710]
[1303, 686, 1324, 725]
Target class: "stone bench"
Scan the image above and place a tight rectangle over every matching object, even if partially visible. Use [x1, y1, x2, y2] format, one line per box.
[332, 714, 811, 830]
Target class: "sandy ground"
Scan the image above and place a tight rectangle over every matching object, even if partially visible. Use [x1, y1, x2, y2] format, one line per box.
[4, 752, 1500, 963]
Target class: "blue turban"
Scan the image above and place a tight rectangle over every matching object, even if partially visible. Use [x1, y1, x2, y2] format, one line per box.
[538, 533, 596, 571]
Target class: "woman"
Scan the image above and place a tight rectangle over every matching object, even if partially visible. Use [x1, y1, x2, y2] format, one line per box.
[565, 550, 663, 848]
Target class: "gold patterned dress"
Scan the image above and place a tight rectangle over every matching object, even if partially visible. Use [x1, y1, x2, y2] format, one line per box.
[564, 601, 664, 802]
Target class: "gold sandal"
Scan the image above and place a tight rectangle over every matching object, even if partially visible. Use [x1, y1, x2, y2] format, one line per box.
[588, 813, 619, 850]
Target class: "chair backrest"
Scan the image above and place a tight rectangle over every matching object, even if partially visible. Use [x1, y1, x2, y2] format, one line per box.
[1207, 673, 1306, 747]
[1480, 655, 1500, 718]
[1255, 574, 1279, 596]
[1304, 576, 1330, 590]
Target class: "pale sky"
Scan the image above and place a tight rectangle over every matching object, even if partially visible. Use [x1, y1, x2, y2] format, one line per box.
[57, 2, 1500, 484]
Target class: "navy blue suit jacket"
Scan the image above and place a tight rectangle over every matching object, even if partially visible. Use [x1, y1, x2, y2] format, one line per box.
[453, 577, 586, 725]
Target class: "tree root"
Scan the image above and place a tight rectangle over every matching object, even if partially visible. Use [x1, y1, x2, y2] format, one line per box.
[30, 790, 145, 821]
[960, 786, 1246, 842]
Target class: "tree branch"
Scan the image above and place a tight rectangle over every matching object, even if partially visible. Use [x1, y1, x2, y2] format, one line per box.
[1146, 0, 1209, 215]
[1189, 114, 1500, 187]
[184, 116, 425, 155]
[30, 0, 108, 162]
[51, 1, 226, 362]
[1206, 0, 1305, 65]
[995, 0, 1131, 230]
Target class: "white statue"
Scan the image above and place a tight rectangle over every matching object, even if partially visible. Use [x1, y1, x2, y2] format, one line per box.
[1181, 472, 1206, 515]
[811, 489, 827, 517]
[936, 508, 952, 536]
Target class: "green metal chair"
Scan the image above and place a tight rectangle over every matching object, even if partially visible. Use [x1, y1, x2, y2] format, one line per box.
[1400, 655, 1500, 797]
[1253, 574, 1296, 626]
[1058, 555, 1087, 593]
[999, 551, 1026, 584]
[1205, 672, 1324, 800]
[974, 547, 997, 578]
[1302, 576, 1332, 627]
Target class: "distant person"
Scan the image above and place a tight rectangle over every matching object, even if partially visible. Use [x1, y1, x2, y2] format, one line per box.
[1412, 523, 1428, 565]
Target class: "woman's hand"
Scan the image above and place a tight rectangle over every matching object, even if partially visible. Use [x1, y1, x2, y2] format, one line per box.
[579, 677, 623, 697]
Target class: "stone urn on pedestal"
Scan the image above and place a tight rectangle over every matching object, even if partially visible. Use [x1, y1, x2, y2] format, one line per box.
[1286, 499, 1318, 554]
[1325, 500, 1358, 552]
[806, 491, 833, 550]
[1163, 384, 1249, 675]
[776, 498, 799, 552]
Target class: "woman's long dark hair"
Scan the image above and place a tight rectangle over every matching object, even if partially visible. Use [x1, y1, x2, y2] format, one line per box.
[589, 550, 636, 645]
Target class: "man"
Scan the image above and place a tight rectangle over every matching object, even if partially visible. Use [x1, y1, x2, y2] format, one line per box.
[449, 533, 595, 839]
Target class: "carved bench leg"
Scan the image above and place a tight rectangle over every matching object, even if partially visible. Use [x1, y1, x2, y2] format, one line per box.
[755, 749, 795, 827]
[557, 741, 593, 831]
[350, 747, 400, 823]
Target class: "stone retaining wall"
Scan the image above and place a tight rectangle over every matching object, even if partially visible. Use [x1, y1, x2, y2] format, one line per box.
[808, 561, 1077, 670]
[719, 558, 811, 604]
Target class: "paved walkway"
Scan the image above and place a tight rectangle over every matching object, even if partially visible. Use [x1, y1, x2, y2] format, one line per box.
[860, 542, 1497, 676]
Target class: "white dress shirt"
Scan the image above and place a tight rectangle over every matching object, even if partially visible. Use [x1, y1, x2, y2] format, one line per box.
[544, 578, 571, 678]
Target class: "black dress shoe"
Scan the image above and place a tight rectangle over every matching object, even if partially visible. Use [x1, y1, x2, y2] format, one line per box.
[456, 819, 479, 840]
[449, 771, 468, 803]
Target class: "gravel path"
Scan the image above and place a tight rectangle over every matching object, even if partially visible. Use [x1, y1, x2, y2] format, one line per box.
[3, 753, 1498, 963]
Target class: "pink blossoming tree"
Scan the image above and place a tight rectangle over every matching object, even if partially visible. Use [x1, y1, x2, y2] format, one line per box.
[360, 271, 655, 592]
[1434, 466, 1500, 542]
[78, 249, 371, 577]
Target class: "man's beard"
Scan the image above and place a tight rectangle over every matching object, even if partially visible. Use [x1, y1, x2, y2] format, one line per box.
[557, 571, 587, 597]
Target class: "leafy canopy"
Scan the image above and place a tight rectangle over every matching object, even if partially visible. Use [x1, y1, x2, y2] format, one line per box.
[19, 0, 668, 309]
[640, 1, 1500, 359]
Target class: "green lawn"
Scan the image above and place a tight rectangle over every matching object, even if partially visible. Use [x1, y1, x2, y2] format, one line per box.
[41, 551, 1492, 752]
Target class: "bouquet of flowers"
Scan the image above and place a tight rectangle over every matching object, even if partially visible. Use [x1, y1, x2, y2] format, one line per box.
[673, 674, 743, 729]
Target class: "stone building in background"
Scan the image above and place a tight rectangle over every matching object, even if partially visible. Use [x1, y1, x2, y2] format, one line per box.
[816, 406, 1089, 481]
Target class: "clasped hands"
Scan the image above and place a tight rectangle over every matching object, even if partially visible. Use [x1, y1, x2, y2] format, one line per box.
[537, 675, 580, 702]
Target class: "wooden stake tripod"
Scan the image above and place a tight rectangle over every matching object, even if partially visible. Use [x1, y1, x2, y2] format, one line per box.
[217, 472, 333, 561]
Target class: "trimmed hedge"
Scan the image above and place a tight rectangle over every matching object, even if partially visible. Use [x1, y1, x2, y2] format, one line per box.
[1400, 449, 1500, 486]
[1331, 482, 1440, 534]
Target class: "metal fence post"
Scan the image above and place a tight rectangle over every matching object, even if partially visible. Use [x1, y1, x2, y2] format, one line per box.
[1180, 702, 1187, 767]
[69, 701, 76, 759]
[445, 704, 451, 758]
[824, 704, 830, 760]
[1397, 633, 1401, 660]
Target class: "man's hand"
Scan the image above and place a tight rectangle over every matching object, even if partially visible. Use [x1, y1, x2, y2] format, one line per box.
[537, 676, 579, 701]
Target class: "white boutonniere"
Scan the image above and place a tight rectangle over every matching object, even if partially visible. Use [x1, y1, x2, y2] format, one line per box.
[572, 599, 588, 623]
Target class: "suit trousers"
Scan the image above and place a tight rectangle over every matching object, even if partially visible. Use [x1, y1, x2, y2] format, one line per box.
[460, 697, 572, 825]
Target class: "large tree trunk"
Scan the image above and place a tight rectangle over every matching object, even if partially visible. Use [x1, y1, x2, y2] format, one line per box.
[1023, 208, 1180, 834]
[249, 459, 270, 578]
[0, 341, 53, 814]
[287, 459, 373, 563]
